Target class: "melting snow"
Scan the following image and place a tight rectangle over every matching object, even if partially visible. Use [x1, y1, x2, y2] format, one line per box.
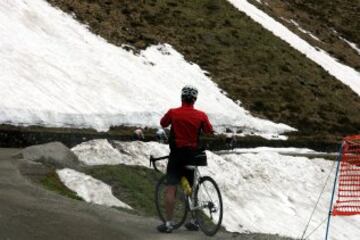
[71, 140, 360, 240]
[57, 168, 132, 209]
[290, 20, 321, 42]
[72, 139, 169, 168]
[339, 37, 360, 55]
[218, 146, 325, 155]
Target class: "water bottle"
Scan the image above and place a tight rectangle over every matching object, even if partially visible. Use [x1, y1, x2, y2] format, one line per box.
[180, 177, 192, 195]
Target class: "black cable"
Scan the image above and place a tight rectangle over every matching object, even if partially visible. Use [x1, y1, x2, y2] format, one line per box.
[304, 217, 328, 240]
[300, 160, 336, 239]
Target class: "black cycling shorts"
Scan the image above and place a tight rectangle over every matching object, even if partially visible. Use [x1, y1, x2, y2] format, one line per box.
[166, 148, 195, 186]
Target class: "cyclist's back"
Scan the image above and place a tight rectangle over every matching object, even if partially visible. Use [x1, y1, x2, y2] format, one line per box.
[160, 102, 213, 150]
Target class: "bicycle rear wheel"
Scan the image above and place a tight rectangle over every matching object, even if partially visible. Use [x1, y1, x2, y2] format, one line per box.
[194, 176, 223, 236]
[155, 175, 188, 229]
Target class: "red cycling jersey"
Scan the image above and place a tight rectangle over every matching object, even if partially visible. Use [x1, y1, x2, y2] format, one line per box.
[160, 102, 213, 149]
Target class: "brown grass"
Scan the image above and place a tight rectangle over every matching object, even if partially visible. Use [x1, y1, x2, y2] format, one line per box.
[248, 0, 360, 70]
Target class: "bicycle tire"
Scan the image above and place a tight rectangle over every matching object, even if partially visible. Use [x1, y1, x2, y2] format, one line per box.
[194, 176, 223, 236]
[155, 175, 188, 229]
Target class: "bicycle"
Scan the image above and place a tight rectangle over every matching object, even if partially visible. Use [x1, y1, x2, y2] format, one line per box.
[150, 154, 223, 236]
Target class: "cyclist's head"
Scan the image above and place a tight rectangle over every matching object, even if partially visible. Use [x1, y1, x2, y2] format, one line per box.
[181, 85, 198, 104]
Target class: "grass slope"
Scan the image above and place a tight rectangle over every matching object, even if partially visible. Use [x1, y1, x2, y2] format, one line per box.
[85, 164, 163, 217]
[46, 0, 360, 138]
[248, 0, 360, 70]
[40, 164, 295, 239]
[41, 170, 83, 200]
[283, 0, 360, 46]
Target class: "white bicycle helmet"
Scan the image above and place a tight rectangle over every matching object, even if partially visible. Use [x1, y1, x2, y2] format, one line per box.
[181, 85, 198, 102]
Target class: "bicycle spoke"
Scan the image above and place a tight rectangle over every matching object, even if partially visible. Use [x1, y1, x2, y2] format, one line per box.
[194, 176, 223, 236]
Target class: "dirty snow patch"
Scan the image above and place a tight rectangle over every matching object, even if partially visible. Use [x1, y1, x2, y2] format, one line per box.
[72, 139, 169, 168]
[290, 20, 321, 42]
[57, 168, 132, 209]
[71, 139, 124, 165]
[340, 37, 360, 55]
[219, 146, 325, 155]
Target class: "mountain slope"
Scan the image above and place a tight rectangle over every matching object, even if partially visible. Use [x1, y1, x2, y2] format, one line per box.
[0, 0, 296, 138]
[45, 0, 360, 137]
[248, 0, 360, 70]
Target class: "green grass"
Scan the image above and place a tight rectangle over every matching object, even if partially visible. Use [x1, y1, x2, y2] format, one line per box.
[41, 170, 83, 200]
[40, 164, 163, 216]
[85, 164, 163, 216]
[45, 0, 360, 139]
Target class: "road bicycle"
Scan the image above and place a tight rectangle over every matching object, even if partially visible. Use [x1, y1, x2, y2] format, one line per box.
[150, 155, 223, 236]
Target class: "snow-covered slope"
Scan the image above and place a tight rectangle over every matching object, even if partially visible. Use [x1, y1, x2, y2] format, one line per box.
[227, 0, 360, 96]
[70, 140, 360, 240]
[0, 0, 294, 138]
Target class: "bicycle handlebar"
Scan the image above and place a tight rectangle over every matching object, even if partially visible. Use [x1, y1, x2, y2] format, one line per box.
[149, 155, 169, 172]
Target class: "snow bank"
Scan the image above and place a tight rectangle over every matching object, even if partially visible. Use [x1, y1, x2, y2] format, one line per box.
[71, 139, 125, 166]
[57, 168, 131, 209]
[72, 139, 169, 169]
[227, 0, 360, 96]
[204, 151, 337, 239]
[0, 0, 294, 139]
[221, 146, 321, 154]
[71, 140, 360, 240]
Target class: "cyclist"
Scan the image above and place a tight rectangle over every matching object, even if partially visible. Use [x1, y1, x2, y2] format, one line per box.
[157, 85, 213, 233]
[133, 128, 145, 141]
[156, 128, 168, 143]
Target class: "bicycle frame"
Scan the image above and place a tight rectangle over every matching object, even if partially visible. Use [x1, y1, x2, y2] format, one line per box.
[151, 154, 223, 236]
[185, 166, 199, 211]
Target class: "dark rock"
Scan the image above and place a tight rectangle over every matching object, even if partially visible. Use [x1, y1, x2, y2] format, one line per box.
[18, 142, 80, 169]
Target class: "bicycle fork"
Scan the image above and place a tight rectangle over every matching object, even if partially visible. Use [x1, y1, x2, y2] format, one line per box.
[187, 195, 218, 213]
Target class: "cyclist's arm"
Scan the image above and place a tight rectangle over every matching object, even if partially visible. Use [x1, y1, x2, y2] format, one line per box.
[202, 113, 214, 135]
[160, 110, 172, 128]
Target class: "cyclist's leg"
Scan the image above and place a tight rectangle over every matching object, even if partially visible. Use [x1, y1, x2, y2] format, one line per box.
[157, 155, 180, 233]
[163, 152, 182, 222]
[159, 148, 196, 231]
[156, 175, 188, 232]
[183, 167, 195, 187]
[182, 158, 199, 231]
[164, 185, 176, 221]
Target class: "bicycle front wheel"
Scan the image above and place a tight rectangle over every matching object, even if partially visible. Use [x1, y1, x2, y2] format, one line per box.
[194, 176, 223, 236]
[155, 175, 188, 229]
